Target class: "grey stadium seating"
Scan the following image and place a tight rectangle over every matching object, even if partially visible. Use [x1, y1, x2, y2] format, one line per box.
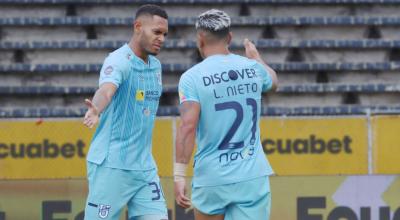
[0, 0, 400, 117]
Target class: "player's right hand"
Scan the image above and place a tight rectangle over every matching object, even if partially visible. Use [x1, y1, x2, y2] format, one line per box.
[174, 179, 191, 209]
[244, 38, 261, 60]
[83, 99, 99, 129]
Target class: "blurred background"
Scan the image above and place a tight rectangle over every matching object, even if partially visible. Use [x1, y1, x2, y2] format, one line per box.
[0, 0, 400, 219]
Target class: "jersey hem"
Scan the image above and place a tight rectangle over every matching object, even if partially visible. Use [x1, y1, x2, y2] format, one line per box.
[99, 80, 120, 88]
[192, 172, 274, 188]
[180, 98, 200, 104]
[86, 158, 157, 171]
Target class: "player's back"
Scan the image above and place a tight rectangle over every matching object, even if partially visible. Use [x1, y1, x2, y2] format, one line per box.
[179, 53, 274, 187]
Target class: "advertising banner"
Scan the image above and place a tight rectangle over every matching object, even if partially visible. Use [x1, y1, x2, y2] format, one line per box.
[0, 119, 173, 179]
[1, 116, 398, 179]
[1, 176, 399, 220]
[260, 117, 369, 175]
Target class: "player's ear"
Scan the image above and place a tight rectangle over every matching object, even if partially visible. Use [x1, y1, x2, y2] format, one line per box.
[196, 32, 204, 49]
[226, 32, 233, 45]
[134, 20, 142, 33]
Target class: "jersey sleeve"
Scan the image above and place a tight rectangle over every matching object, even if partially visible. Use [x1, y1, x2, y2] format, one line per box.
[98, 56, 123, 88]
[178, 72, 200, 104]
[253, 61, 273, 92]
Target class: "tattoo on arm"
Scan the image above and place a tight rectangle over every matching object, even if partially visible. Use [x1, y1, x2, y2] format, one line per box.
[179, 102, 195, 115]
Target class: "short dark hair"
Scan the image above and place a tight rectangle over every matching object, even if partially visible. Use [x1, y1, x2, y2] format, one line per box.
[200, 28, 230, 40]
[135, 4, 168, 20]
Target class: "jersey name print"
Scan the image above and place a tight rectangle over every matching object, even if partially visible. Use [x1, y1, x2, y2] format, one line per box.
[179, 53, 274, 187]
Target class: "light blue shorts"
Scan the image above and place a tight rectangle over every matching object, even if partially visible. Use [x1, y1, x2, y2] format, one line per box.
[191, 176, 271, 220]
[84, 162, 168, 220]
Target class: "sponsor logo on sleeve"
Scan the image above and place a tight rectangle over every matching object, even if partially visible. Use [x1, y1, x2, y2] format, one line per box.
[179, 91, 186, 102]
[104, 66, 113, 75]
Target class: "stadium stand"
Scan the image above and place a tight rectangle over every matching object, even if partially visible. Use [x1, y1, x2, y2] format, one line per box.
[1, 0, 400, 117]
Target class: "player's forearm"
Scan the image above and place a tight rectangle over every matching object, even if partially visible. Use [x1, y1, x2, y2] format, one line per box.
[175, 123, 196, 164]
[255, 58, 278, 91]
[91, 87, 113, 114]
[174, 124, 195, 182]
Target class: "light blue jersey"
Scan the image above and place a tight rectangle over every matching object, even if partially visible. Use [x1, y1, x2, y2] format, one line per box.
[179, 53, 274, 187]
[87, 44, 163, 170]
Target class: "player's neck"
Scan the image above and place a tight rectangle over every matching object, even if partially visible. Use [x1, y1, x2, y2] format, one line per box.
[128, 40, 149, 64]
[203, 45, 230, 58]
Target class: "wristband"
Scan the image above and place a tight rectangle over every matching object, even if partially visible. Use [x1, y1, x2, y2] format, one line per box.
[174, 163, 188, 182]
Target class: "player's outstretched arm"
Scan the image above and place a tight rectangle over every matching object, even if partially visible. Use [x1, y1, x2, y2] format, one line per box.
[83, 83, 117, 128]
[174, 101, 200, 208]
[244, 38, 278, 91]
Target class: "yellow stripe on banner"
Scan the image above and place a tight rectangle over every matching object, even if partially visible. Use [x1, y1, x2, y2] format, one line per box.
[372, 115, 400, 174]
[0, 119, 92, 179]
[0, 116, 381, 179]
[0, 119, 173, 179]
[152, 119, 173, 177]
[260, 117, 369, 175]
[175, 117, 369, 176]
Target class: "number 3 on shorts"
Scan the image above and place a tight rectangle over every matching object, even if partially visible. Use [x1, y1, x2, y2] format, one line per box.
[148, 182, 165, 201]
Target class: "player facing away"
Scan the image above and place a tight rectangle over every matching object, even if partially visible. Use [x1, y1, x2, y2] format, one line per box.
[174, 9, 278, 220]
[82, 5, 169, 220]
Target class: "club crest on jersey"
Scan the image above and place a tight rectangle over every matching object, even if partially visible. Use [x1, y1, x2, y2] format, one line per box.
[98, 204, 111, 219]
[143, 107, 151, 116]
[156, 72, 162, 85]
[136, 90, 145, 101]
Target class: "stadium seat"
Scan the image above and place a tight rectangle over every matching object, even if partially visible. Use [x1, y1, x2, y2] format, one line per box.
[1, 16, 400, 26]
[0, 83, 398, 95]
[1, 39, 400, 49]
[1, 0, 400, 117]
[1, 0, 400, 4]
[2, 105, 400, 118]
[1, 62, 399, 72]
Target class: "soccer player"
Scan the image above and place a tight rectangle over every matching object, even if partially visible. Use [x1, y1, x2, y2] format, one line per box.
[83, 5, 169, 220]
[174, 9, 278, 220]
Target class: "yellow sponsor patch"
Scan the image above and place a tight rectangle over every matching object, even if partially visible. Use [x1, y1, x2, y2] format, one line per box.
[135, 90, 145, 101]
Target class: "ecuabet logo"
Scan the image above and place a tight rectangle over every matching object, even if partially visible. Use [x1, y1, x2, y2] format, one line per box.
[98, 204, 111, 219]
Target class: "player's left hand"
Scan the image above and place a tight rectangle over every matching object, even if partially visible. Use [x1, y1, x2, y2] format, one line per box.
[174, 179, 191, 208]
[83, 99, 99, 129]
[244, 38, 261, 60]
